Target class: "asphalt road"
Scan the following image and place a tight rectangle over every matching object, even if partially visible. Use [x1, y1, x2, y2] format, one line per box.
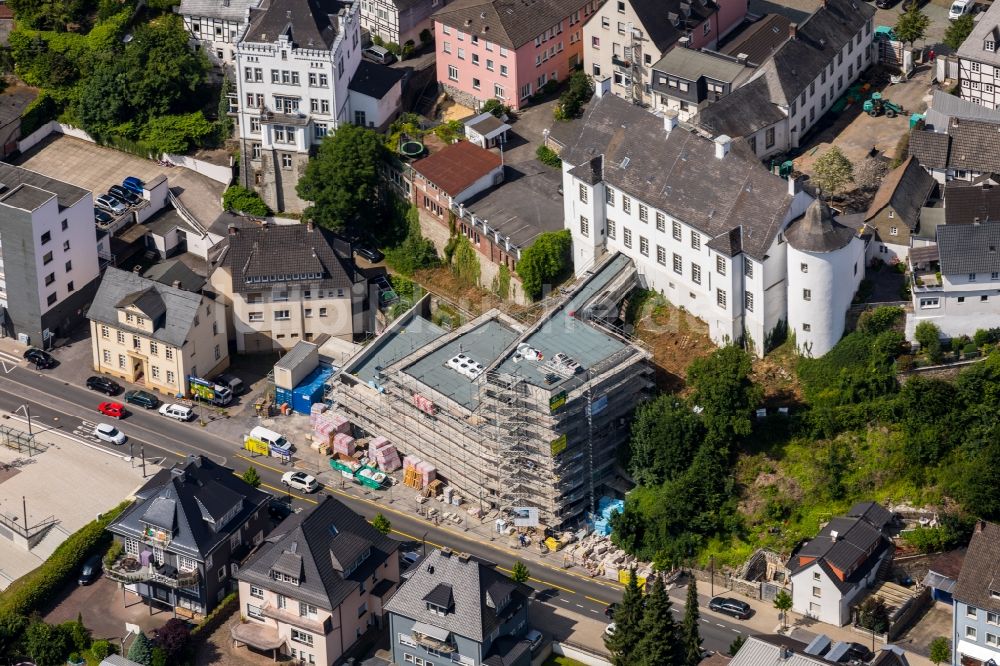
[0, 355, 761, 655]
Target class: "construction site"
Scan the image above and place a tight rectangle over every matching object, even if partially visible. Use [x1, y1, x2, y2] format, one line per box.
[328, 253, 654, 530]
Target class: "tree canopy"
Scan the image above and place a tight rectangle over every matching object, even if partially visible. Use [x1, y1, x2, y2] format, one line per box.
[516, 229, 572, 300]
[625, 394, 705, 486]
[944, 13, 975, 50]
[605, 568, 644, 665]
[895, 3, 930, 47]
[812, 146, 854, 193]
[297, 124, 386, 231]
[635, 575, 682, 666]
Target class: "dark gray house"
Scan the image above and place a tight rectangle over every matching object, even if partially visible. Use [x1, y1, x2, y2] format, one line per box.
[103, 455, 271, 617]
[386, 549, 533, 666]
[650, 47, 753, 121]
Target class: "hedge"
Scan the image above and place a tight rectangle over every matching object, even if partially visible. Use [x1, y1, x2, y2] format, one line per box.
[190, 592, 238, 642]
[0, 500, 131, 619]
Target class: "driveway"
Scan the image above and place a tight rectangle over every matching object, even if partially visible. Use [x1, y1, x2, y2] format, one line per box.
[44, 577, 173, 643]
[15, 135, 225, 228]
[893, 602, 953, 657]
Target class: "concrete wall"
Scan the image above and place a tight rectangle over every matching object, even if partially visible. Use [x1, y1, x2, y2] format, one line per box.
[164, 153, 233, 185]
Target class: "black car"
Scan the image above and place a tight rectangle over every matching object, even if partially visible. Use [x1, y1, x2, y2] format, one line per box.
[109, 185, 141, 206]
[708, 596, 752, 620]
[94, 207, 113, 226]
[875, 0, 900, 7]
[123, 389, 160, 409]
[86, 376, 122, 395]
[604, 602, 619, 618]
[900, 0, 921, 9]
[268, 498, 293, 521]
[843, 643, 875, 662]
[23, 348, 55, 369]
[78, 554, 102, 585]
[354, 245, 384, 263]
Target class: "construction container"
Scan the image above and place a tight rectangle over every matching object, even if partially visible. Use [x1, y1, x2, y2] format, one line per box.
[291, 364, 334, 414]
[274, 341, 320, 390]
[276, 386, 293, 409]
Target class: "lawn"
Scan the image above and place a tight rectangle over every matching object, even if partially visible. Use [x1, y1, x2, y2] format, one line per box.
[543, 656, 588, 666]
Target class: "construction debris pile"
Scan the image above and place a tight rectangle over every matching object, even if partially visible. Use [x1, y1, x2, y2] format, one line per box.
[567, 531, 654, 584]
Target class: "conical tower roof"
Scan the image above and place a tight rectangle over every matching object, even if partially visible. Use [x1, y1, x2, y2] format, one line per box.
[785, 197, 857, 253]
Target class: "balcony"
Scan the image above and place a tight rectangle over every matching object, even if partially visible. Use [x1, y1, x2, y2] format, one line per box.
[260, 601, 327, 633]
[411, 623, 457, 653]
[912, 270, 942, 292]
[104, 555, 200, 588]
[612, 54, 631, 68]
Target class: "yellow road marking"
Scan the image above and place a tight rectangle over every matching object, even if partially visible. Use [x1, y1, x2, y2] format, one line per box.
[173, 450, 187, 457]
[586, 595, 611, 605]
[496, 566, 575, 594]
[260, 481, 318, 504]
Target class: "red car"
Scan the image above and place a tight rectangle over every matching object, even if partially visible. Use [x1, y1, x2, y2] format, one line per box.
[98, 402, 125, 419]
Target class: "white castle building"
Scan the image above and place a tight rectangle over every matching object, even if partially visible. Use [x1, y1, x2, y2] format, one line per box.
[552, 93, 865, 357]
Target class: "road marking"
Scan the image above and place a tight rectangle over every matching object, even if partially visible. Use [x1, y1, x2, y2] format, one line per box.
[496, 566, 576, 594]
[731, 629, 741, 633]
[0, 360, 15, 374]
[0, 350, 21, 364]
[590, 609, 598, 614]
[701, 619, 710, 624]
[575, 604, 584, 609]
[257, 480, 318, 504]
[716, 623, 726, 628]
[585, 595, 610, 605]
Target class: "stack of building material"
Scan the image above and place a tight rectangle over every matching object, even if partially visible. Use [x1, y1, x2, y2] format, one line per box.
[312, 411, 351, 446]
[416, 460, 436, 487]
[333, 432, 356, 457]
[367, 436, 402, 472]
[403, 457, 424, 489]
[593, 496, 625, 536]
[309, 402, 328, 423]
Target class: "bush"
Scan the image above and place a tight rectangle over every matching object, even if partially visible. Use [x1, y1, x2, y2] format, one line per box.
[222, 185, 270, 217]
[516, 229, 572, 300]
[190, 592, 238, 641]
[482, 98, 510, 118]
[20, 90, 58, 135]
[554, 70, 593, 120]
[90, 639, 112, 660]
[0, 501, 130, 619]
[155, 618, 192, 662]
[419, 28, 432, 44]
[433, 120, 463, 143]
[103, 540, 123, 569]
[385, 207, 439, 275]
[536, 144, 561, 168]
[857, 306, 904, 335]
[963, 342, 979, 356]
[140, 111, 215, 155]
[371, 34, 384, 46]
[915, 321, 942, 362]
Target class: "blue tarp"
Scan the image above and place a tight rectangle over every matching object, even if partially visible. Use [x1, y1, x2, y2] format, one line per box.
[276, 387, 293, 408]
[292, 364, 334, 414]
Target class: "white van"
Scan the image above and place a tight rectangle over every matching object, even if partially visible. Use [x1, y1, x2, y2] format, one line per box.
[246, 426, 293, 454]
[949, 0, 973, 20]
[158, 403, 194, 422]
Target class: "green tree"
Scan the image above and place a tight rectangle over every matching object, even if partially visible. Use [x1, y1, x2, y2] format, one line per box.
[812, 146, 854, 193]
[605, 568, 644, 666]
[944, 13, 975, 51]
[124, 16, 210, 119]
[223, 186, 270, 217]
[76, 57, 131, 134]
[682, 580, 703, 666]
[554, 70, 594, 120]
[140, 111, 215, 154]
[915, 321, 942, 362]
[895, 2, 930, 47]
[729, 634, 746, 656]
[626, 394, 705, 486]
[635, 574, 682, 666]
[516, 229, 572, 300]
[857, 596, 890, 633]
[929, 636, 951, 665]
[687, 346, 762, 442]
[482, 98, 510, 117]
[773, 589, 793, 629]
[385, 211, 439, 275]
[511, 560, 530, 583]
[371, 513, 391, 535]
[297, 124, 386, 231]
[127, 631, 153, 666]
[0, 613, 27, 659]
[535, 144, 561, 168]
[25, 620, 69, 666]
[240, 466, 261, 488]
[953, 440, 1000, 520]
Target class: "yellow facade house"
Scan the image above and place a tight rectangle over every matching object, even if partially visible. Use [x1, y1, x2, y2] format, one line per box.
[87, 266, 229, 397]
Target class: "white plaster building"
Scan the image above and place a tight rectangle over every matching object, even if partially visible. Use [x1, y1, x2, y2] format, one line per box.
[177, 0, 262, 65]
[235, 0, 363, 213]
[552, 94, 872, 358]
[695, 0, 875, 160]
[956, 0, 1000, 109]
[359, 0, 440, 47]
[0, 164, 101, 347]
[784, 201, 866, 358]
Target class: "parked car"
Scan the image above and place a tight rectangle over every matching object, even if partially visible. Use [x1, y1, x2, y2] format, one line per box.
[401, 550, 422, 568]
[525, 629, 544, 653]
[122, 176, 145, 196]
[124, 390, 159, 409]
[109, 185, 141, 206]
[86, 375, 121, 395]
[281, 471, 319, 493]
[708, 596, 752, 620]
[95, 194, 127, 216]
[94, 423, 126, 445]
[98, 402, 125, 419]
[158, 403, 193, 422]
[23, 348, 55, 369]
[213, 372, 245, 395]
[268, 498, 293, 521]
[843, 643, 875, 662]
[354, 245, 384, 263]
[78, 554, 102, 585]
[94, 208, 113, 226]
[362, 44, 395, 65]
[949, 0, 973, 18]
[604, 623, 616, 636]
[604, 602, 618, 618]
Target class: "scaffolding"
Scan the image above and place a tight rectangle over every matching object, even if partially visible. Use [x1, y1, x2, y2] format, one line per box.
[486, 371, 533, 518]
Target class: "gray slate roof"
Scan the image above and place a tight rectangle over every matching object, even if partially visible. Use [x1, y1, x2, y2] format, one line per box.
[385, 549, 531, 642]
[557, 94, 795, 260]
[348, 60, 405, 99]
[952, 521, 1000, 612]
[238, 495, 399, 611]
[144, 259, 207, 293]
[924, 89, 1000, 131]
[908, 128, 951, 169]
[787, 505, 891, 593]
[109, 456, 268, 560]
[865, 155, 937, 231]
[910, 118, 1000, 174]
[944, 182, 1000, 225]
[431, 0, 602, 50]
[87, 267, 205, 348]
[0, 163, 89, 211]
[221, 222, 360, 294]
[177, 0, 261, 22]
[720, 14, 792, 65]
[244, 0, 352, 48]
[695, 76, 787, 137]
[652, 47, 751, 84]
[937, 219, 1000, 275]
[786, 198, 857, 253]
[629, 0, 717, 53]
[847, 500, 894, 530]
[956, 0, 1000, 67]
[0, 88, 38, 126]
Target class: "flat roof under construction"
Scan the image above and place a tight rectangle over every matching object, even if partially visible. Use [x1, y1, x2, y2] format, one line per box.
[350, 314, 447, 385]
[403, 318, 520, 409]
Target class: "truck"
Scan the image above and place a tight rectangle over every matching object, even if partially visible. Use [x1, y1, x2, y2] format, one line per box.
[864, 92, 904, 118]
[188, 376, 233, 406]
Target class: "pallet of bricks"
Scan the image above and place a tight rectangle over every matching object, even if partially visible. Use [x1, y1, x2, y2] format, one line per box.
[311, 404, 350, 454]
[402, 456, 436, 490]
[368, 436, 402, 472]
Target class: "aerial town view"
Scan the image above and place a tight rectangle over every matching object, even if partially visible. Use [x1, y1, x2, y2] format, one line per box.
[0, 0, 998, 661]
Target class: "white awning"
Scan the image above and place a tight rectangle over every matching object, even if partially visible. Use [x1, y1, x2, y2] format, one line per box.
[957, 639, 1000, 664]
[412, 622, 450, 642]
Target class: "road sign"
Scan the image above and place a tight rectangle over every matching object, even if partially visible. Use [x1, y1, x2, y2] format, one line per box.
[188, 376, 215, 401]
[511, 507, 539, 527]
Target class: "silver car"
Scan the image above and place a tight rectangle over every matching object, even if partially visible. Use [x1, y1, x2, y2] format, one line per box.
[95, 194, 127, 216]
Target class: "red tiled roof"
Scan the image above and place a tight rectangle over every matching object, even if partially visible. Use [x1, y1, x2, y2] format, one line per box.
[412, 140, 502, 198]
[0, 5, 14, 18]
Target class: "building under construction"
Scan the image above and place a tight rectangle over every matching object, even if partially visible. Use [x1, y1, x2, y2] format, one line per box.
[330, 253, 653, 529]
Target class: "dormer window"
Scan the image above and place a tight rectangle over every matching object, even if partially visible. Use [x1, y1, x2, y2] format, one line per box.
[987, 40, 996, 52]
[271, 570, 300, 585]
[426, 601, 448, 616]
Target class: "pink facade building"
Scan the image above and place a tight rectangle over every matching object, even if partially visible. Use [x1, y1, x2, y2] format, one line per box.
[433, 0, 600, 110]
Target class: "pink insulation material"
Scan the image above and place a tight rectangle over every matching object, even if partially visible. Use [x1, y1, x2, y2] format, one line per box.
[368, 436, 391, 460]
[333, 433, 355, 456]
[416, 461, 436, 485]
[374, 443, 402, 472]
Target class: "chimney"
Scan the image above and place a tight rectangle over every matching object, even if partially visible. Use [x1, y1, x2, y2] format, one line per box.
[714, 135, 732, 159]
[789, 22, 798, 39]
[788, 174, 801, 196]
[976, 519, 986, 533]
[663, 109, 679, 134]
[668, 11, 680, 26]
[594, 76, 612, 98]
[779, 645, 793, 660]
[678, 36, 691, 48]
[228, 224, 239, 236]
[831, 530, 839, 541]
[133, 265, 142, 273]
[307, 220, 315, 232]
[172, 280, 182, 289]
[458, 552, 471, 563]
[441, 547, 453, 558]
[286, 9, 292, 18]
[736, 52, 749, 64]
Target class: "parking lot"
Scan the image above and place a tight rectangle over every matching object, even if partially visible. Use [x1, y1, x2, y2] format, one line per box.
[15, 135, 226, 227]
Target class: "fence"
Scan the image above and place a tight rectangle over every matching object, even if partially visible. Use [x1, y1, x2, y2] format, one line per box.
[550, 641, 612, 666]
[0, 424, 43, 456]
[164, 152, 233, 185]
